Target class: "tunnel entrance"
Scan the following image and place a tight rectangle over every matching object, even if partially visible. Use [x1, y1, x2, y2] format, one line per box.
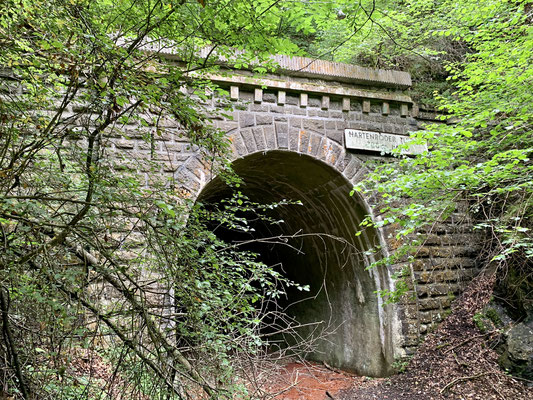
[196, 151, 395, 377]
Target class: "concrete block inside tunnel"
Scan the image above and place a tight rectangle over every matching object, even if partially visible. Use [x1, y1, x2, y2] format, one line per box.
[194, 150, 402, 377]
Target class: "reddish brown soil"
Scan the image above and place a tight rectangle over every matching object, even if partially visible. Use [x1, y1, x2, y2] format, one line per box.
[262, 361, 364, 399]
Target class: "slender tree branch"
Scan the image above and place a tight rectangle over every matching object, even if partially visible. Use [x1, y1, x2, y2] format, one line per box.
[0, 287, 30, 399]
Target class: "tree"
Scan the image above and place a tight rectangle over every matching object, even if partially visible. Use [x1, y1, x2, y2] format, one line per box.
[349, 0, 532, 308]
[0, 0, 316, 398]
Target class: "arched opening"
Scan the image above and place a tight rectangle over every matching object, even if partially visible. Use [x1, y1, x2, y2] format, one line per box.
[196, 150, 396, 377]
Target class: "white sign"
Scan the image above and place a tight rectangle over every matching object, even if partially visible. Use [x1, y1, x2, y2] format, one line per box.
[344, 129, 427, 155]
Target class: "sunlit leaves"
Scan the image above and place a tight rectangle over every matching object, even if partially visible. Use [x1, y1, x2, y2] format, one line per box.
[351, 0, 532, 303]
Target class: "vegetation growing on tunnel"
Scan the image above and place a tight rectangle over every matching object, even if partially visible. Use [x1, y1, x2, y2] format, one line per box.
[349, 1, 532, 312]
[1, 0, 532, 398]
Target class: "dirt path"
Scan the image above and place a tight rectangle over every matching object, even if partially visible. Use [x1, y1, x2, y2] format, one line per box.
[264, 275, 533, 400]
[262, 361, 368, 400]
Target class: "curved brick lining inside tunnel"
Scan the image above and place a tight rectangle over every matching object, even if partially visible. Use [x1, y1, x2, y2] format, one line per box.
[196, 150, 399, 377]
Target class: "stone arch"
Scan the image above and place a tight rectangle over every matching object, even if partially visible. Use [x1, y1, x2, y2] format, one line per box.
[176, 119, 367, 198]
[176, 127, 404, 375]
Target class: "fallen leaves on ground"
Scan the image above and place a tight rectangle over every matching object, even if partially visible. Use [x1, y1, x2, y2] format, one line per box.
[338, 274, 533, 400]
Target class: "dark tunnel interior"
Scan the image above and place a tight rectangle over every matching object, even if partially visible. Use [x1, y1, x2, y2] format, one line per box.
[196, 150, 393, 376]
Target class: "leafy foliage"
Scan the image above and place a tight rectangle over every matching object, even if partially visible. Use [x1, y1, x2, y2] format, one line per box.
[1, 0, 531, 397]
[0, 0, 318, 398]
[352, 0, 532, 307]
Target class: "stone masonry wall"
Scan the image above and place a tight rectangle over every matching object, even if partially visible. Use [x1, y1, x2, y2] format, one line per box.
[13, 61, 481, 358]
[161, 70, 481, 357]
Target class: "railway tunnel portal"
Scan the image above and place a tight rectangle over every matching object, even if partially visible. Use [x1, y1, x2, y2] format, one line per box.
[151, 53, 480, 377]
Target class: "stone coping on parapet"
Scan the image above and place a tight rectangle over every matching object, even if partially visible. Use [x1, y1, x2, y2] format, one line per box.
[268, 55, 411, 89]
[206, 72, 413, 104]
[151, 45, 412, 89]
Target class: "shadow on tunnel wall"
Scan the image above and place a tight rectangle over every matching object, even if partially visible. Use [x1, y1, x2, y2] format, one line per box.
[196, 150, 397, 377]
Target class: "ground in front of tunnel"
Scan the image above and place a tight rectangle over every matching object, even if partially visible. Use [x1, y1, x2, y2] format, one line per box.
[261, 361, 363, 400]
[258, 360, 428, 400]
[262, 275, 533, 400]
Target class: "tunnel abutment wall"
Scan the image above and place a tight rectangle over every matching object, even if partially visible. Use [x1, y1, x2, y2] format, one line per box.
[99, 55, 481, 375]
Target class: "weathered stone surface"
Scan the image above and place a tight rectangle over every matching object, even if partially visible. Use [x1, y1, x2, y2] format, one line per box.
[288, 128, 300, 151]
[270, 105, 286, 114]
[300, 93, 308, 107]
[277, 90, 286, 105]
[506, 321, 533, 368]
[289, 117, 303, 128]
[276, 126, 288, 148]
[252, 127, 266, 150]
[275, 122, 288, 134]
[343, 156, 362, 180]
[329, 110, 343, 119]
[325, 120, 336, 130]
[254, 88, 263, 103]
[284, 105, 306, 115]
[298, 129, 310, 153]
[239, 91, 253, 102]
[286, 94, 299, 106]
[250, 103, 268, 113]
[336, 120, 348, 130]
[230, 85, 239, 100]
[217, 120, 239, 132]
[342, 97, 351, 111]
[417, 283, 462, 297]
[326, 129, 343, 144]
[308, 134, 322, 156]
[263, 126, 276, 149]
[95, 58, 480, 376]
[418, 296, 453, 311]
[330, 100, 342, 111]
[487, 304, 533, 380]
[303, 118, 325, 132]
[263, 92, 276, 103]
[240, 128, 256, 153]
[308, 97, 321, 108]
[255, 115, 272, 126]
[321, 95, 330, 110]
[207, 73, 413, 103]
[239, 112, 255, 128]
